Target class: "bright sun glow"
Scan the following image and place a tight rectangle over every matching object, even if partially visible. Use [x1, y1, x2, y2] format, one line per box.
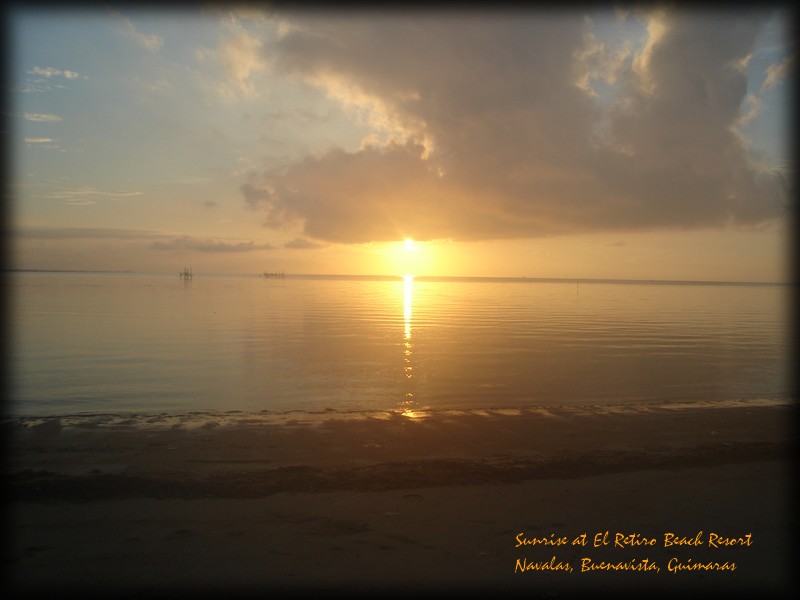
[374, 237, 440, 277]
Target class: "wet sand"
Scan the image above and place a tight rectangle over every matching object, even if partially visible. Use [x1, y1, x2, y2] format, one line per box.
[3, 400, 797, 596]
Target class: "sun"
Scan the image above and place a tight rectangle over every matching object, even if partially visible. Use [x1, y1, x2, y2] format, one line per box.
[376, 237, 435, 277]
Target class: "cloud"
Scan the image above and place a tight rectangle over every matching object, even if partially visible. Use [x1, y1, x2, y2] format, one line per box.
[120, 18, 164, 52]
[149, 236, 277, 252]
[197, 23, 267, 99]
[43, 187, 144, 203]
[736, 93, 763, 127]
[16, 227, 277, 253]
[20, 66, 88, 94]
[283, 238, 324, 249]
[241, 8, 789, 244]
[28, 66, 87, 80]
[761, 54, 794, 92]
[16, 227, 164, 240]
[24, 137, 54, 143]
[574, 29, 632, 97]
[23, 112, 62, 122]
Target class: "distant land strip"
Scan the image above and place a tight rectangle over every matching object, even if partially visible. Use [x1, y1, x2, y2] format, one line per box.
[3, 269, 789, 286]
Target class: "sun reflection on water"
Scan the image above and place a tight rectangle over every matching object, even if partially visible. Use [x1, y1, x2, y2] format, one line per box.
[403, 274, 413, 348]
[399, 274, 418, 418]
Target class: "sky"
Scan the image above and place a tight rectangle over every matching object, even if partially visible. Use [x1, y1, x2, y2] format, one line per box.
[7, 5, 795, 281]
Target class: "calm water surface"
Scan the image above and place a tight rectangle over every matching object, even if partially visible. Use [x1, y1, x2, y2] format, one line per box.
[7, 272, 791, 417]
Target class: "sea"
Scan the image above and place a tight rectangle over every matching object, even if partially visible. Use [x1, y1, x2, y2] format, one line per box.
[5, 271, 793, 421]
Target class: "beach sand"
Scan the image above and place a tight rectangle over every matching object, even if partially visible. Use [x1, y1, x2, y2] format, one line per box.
[3, 400, 796, 596]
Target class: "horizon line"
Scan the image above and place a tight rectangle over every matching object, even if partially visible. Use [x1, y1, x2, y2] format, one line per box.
[5, 268, 791, 287]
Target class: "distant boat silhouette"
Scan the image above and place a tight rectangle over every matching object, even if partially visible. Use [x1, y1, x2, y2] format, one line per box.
[180, 267, 193, 279]
[262, 271, 285, 279]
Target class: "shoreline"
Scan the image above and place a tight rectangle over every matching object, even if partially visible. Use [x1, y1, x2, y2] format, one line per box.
[4, 400, 796, 594]
[4, 395, 792, 430]
[6, 398, 794, 479]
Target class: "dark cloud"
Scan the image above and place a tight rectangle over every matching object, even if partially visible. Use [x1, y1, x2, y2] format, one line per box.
[16, 227, 163, 239]
[241, 182, 272, 210]
[242, 8, 790, 244]
[16, 227, 278, 253]
[149, 236, 276, 252]
[283, 237, 325, 249]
